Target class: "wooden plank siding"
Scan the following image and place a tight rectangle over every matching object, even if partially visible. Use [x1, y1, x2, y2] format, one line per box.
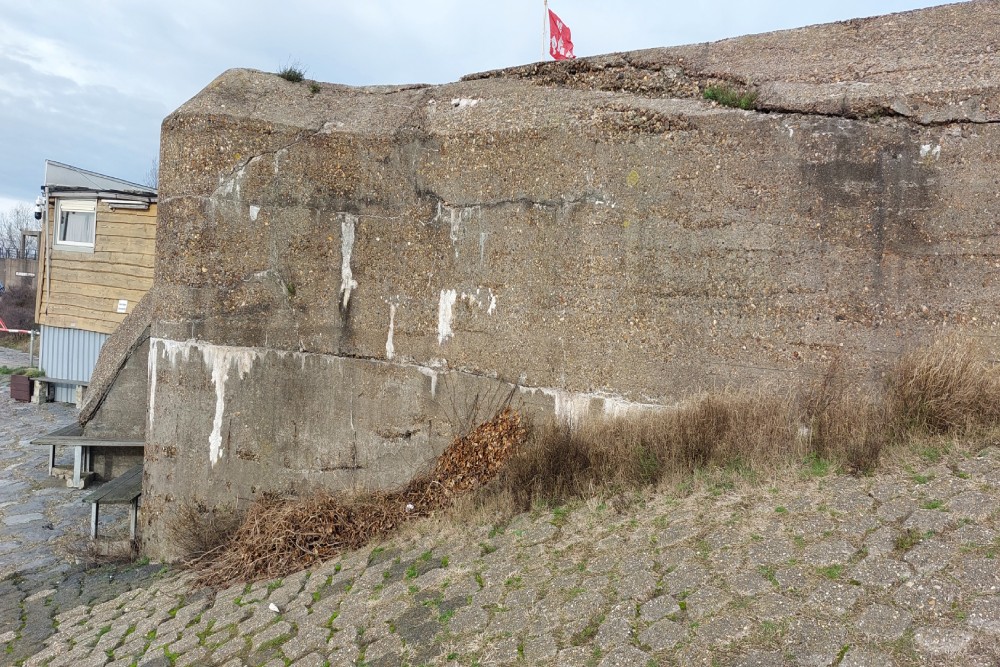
[36, 201, 157, 335]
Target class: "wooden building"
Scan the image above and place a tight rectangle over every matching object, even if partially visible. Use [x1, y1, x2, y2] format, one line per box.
[34, 161, 157, 402]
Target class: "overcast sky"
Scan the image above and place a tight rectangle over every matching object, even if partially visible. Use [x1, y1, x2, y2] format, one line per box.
[0, 0, 960, 210]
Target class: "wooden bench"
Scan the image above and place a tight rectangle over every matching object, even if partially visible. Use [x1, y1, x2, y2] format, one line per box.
[31, 425, 143, 489]
[82, 463, 142, 540]
[32, 376, 88, 408]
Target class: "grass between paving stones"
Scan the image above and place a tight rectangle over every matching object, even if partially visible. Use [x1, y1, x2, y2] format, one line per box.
[172, 336, 1000, 587]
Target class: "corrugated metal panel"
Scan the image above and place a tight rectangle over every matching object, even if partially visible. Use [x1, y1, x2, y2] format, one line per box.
[38, 325, 109, 403]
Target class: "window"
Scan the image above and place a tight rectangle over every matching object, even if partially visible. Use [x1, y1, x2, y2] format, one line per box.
[55, 199, 96, 248]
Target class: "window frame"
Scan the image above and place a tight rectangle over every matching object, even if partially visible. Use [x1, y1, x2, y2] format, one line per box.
[54, 198, 97, 251]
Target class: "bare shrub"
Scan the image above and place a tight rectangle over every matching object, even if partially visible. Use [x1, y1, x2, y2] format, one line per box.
[802, 358, 888, 473]
[166, 502, 242, 564]
[886, 335, 1000, 434]
[478, 391, 796, 516]
[0, 283, 36, 330]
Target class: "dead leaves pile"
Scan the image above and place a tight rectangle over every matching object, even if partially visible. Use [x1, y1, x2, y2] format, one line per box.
[191, 409, 526, 586]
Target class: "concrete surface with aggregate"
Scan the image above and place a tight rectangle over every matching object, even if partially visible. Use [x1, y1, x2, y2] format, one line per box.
[3, 344, 1000, 666]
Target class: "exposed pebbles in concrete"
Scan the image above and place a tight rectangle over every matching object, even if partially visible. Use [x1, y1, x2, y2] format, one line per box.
[2, 349, 1000, 666]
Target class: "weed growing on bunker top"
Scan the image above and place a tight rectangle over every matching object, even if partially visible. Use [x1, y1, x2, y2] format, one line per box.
[703, 85, 758, 110]
[277, 62, 306, 83]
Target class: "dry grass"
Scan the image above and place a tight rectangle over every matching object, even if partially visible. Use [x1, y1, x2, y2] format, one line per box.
[886, 335, 1000, 434]
[175, 336, 1000, 586]
[474, 336, 1000, 519]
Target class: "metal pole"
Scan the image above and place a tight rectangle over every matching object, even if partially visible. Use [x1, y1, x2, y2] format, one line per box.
[542, 0, 548, 61]
[29, 330, 35, 368]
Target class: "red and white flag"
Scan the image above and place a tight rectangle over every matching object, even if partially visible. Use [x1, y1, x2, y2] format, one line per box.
[548, 8, 575, 60]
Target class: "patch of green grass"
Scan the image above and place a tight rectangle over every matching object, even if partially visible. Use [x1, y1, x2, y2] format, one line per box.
[551, 506, 569, 526]
[894, 528, 926, 552]
[695, 539, 712, 558]
[758, 565, 778, 587]
[309, 82, 321, 95]
[405, 564, 418, 580]
[474, 572, 484, 589]
[479, 542, 497, 556]
[817, 565, 843, 580]
[0, 366, 43, 377]
[774, 506, 788, 514]
[702, 85, 758, 110]
[921, 499, 944, 510]
[504, 576, 523, 589]
[440, 555, 450, 568]
[570, 613, 604, 646]
[439, 608, 456, 624]
[803, 453, 832, 478]
[919, 446, 945, 463]
[912, 473, 934, 484]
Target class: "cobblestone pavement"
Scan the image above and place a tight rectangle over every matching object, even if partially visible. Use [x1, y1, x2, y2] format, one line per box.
[3, 344, 1000, 666]
[0, 347, 82, 577]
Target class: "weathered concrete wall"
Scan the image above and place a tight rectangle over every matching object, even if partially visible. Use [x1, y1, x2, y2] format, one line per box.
[144, 1, 1000, 558]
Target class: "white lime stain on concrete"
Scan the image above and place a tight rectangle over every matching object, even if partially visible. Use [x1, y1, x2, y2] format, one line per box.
[340, 214, 359, 310]
[438, 289, 457, 345]
[386, 304, 396, 360]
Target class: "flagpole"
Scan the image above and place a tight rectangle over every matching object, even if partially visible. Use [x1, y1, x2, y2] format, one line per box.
[542, 0, 548, 61]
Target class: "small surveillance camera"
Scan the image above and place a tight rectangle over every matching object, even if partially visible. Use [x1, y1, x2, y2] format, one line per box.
[34, 196, 43, 220]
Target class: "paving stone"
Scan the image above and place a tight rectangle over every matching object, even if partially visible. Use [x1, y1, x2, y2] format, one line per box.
[953, 558, 1000, 594]
[615, 569, 658, 601]
[684, 585, 730, 620]
[749, 591, 799, 620]
[727, 569, 774, 596]
[805, 581, 861, 616]
[838, 648, 894, 667]
[965, 596, 1000, 634]
[914, 626, 974, 655]
[640, 594, 680, 622]
[788, 514, 835, 537]
[876, 497, 916, 522]
[862, 525, 898, 557]
[655, 523, 699, 547]
[774, 564, 813, 593]
[746, 536, 796, 565]
[828, 488, 876, 515]
[851, 556, 912, 590]
[290, 652, 327, 667]
[662, 562, 709, 594]
[893, 533, 950, 581]
[802, 539, 857, 566]
[638, 617, 686, 652]
[855, 603, 913, 640]
[597, 644, 651, 667]
[733, 650, 791, 667]
[902, 509, 955, 534]
[783, 618, 847, 667]
[694, 614, 752, 646]
[595, 614, 632, 650]
[556, 646, 594, 667]
[891, 576, 959, 617]
[948, 491, 996, 521]
[523, 632, 558, 661]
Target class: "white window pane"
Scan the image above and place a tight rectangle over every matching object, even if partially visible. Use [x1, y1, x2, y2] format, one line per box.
[60, 210, 95, 243]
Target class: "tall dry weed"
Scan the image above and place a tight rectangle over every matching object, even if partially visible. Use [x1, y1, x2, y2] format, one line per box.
[886, 335, 1000, 434]
[479, 391, 797, 515]
[802, 358, 888, 472]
